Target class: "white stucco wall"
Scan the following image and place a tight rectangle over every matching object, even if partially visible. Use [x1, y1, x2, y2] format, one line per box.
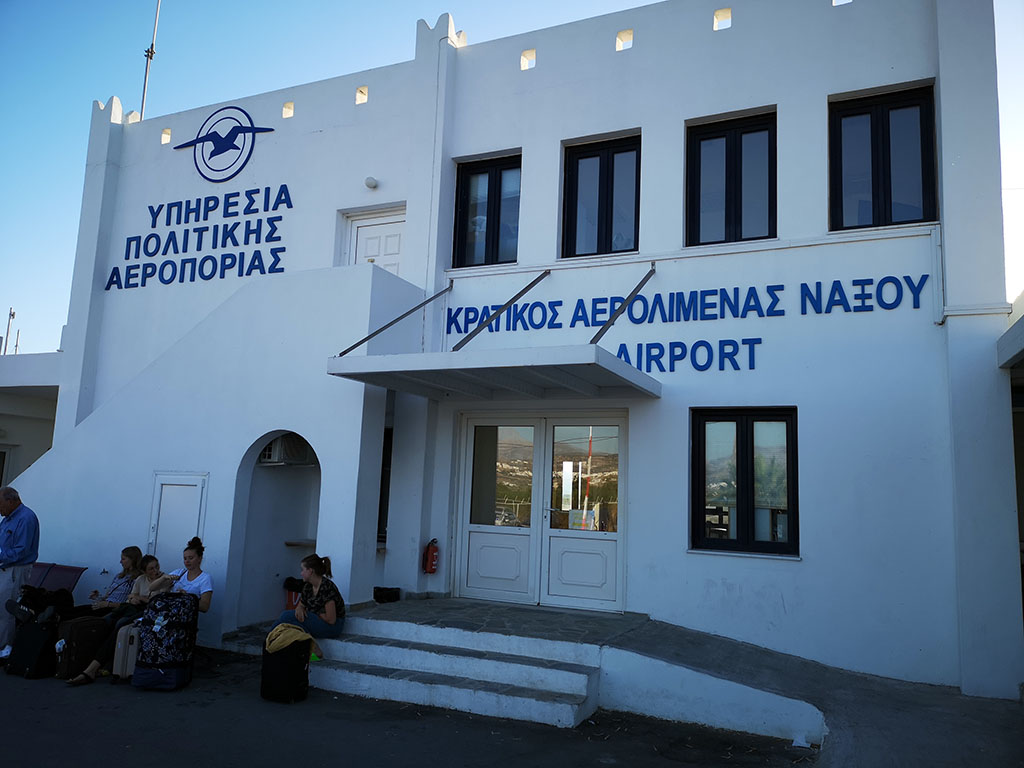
[14, 0, 1022, 697]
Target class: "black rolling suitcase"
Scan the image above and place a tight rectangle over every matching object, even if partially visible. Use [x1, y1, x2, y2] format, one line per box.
[5, 621, 58, 678]
[261, 638, 312, 703]
[133, 592, 199, 691]
[55, 615, 108, 679]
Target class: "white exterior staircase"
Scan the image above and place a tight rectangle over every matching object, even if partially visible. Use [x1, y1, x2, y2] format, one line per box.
[226, 613, 601, 727]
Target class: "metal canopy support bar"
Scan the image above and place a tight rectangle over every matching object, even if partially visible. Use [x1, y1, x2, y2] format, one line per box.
[452, 270, 551, 352]
[590, 262, 656, 345]
[337, 280, 453, 357]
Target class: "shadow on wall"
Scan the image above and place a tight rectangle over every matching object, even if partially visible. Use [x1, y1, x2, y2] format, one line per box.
[235, 431, 320, 627]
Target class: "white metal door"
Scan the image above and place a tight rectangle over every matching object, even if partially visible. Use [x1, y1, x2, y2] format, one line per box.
[351, 213, 405, 279]
[458, 420, 542, 603]
[457, 416, 624, 611]
[540, 420, 624, 610]
[148, 473, 207, 570]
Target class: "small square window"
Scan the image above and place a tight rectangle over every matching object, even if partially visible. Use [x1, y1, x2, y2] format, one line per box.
[828, 86, 936, 230]
[616, 29, 633, 51]
[691, 407, 799, 555]
[562, 136, 641, 258]
[686, 113, 776, 246]
[282, 101, 294, 118]
[355, 86, 368, 105]
[160, 128, 171, 145]
[520, 49, 536, 70]
[713, 8, 732, 30]
[453, 155, 522, 268]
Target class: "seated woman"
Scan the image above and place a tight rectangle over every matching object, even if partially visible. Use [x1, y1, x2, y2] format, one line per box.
[276, 554, 345, 639]
[63, 546, 143, 619]
[105, 554, 169, 623]
[67, 554, 171, 686]
[146, 536, 213, 613]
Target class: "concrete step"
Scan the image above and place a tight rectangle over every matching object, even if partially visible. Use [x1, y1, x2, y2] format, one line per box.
[342, 615, 601, 666]
[320, 634, 597, 696]
[310, 658, 596, 728]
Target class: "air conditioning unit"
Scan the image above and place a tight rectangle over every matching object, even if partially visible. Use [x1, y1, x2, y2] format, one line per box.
[258, 434, 315, 466]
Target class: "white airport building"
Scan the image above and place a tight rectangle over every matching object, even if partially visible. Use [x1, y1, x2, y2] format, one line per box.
[2, 0, 1022, 722]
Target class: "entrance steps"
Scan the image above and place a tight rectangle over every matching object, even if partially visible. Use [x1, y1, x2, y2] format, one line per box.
[222, 601, 825, 742]
[317, 616, 600, 727]
[224, 614, 601, 727]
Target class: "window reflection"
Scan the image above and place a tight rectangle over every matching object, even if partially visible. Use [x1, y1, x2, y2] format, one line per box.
[704, 421, 737, 539]
[889, 106, 923, 223]
[753, 421, 787, 542]
[611, 150, 637, 251]
[741, 130, 769, 239]
[575, 156, 601, 255]
[464, 172, 489, 266]
[549, 426, 618, 532]
[498, 168, 521, 262]
[470, 426, 533, 527]
[699, 137, 726, 243]
[841, 113, 873, 227]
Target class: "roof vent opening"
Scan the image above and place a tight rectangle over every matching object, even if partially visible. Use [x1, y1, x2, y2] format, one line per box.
[713, 8, 732, 30]
[520, 49, 536, 71]
[616, 29, 634, 51]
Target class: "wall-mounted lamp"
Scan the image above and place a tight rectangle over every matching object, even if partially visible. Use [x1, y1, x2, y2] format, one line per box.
[364, 177, 378, 189]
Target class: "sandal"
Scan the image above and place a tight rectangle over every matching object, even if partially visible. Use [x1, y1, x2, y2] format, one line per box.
[66, 673, 95, 686]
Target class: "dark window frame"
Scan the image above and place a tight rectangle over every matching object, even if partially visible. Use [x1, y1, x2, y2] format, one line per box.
[686, 113, 777, 246]
[562, 135, 641, 259]
[452, 154, 522, 268]
[690, 407, 799, 556]
[828, 86, 937, 231]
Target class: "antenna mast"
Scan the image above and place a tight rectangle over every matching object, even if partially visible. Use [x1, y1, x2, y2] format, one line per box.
[140, 0, 162, 120]
[3, 308, 13, 355]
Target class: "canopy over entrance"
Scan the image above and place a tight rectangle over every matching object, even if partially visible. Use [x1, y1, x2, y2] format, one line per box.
[327, 345, 661, 401]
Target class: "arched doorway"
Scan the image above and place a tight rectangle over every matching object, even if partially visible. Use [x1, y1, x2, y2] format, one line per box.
[234, 431, 321, 628]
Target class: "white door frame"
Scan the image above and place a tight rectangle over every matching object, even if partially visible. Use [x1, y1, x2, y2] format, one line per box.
[147, 472, 209, 557]
[455, 416, 543, 604]
[341, 206, 406, 267]
[454, 410, 627, 612]
[538, 414, 627, 611]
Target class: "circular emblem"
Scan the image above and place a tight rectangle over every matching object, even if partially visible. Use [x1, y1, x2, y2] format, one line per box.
[176, 106, 273, 184]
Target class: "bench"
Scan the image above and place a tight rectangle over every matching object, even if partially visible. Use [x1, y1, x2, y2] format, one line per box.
[26, 562, 88, 592]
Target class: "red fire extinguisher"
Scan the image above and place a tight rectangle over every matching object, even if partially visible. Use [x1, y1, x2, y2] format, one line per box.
[422, 538, 439, 574]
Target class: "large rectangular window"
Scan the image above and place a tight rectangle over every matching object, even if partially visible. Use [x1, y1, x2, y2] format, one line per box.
[453, 155, 521, 268]
[562, 136, 640, 258]
[691, 408, 798, 555]
[829, 87, 936, 230]
[686, 113, 776, 246]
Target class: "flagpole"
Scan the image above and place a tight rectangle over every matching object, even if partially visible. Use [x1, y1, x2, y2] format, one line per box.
[140, 0, 162, 120]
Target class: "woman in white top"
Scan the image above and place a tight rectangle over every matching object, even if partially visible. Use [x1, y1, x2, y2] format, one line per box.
[148, 536, 213, 613]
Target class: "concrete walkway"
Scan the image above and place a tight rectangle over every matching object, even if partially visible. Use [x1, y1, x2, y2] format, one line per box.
[338, 599, 1024, 767]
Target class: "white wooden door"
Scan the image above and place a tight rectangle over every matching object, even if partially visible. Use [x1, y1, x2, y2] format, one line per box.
[457, 417, 624, 611]
[351, 212, 406, 280]
[540, 421, 624, 610]
[148, 473, 207, 570]
[459, 420, 542, 603]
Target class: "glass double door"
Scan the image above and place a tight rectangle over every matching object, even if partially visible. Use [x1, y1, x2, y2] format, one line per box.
[458, 416, 624, 611]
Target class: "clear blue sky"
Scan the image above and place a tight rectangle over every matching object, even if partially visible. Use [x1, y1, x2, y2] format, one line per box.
[1, 0, 1021, 355]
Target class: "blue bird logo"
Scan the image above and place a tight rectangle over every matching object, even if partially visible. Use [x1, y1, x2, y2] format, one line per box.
[174, 124, 273, 158]
[175, 106, 274, 183]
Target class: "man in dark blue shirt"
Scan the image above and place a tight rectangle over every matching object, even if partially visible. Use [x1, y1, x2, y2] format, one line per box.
[0, 486, 40, 657]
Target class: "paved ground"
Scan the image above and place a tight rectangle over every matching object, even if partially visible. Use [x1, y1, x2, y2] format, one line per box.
[3, 650, 814, 768]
